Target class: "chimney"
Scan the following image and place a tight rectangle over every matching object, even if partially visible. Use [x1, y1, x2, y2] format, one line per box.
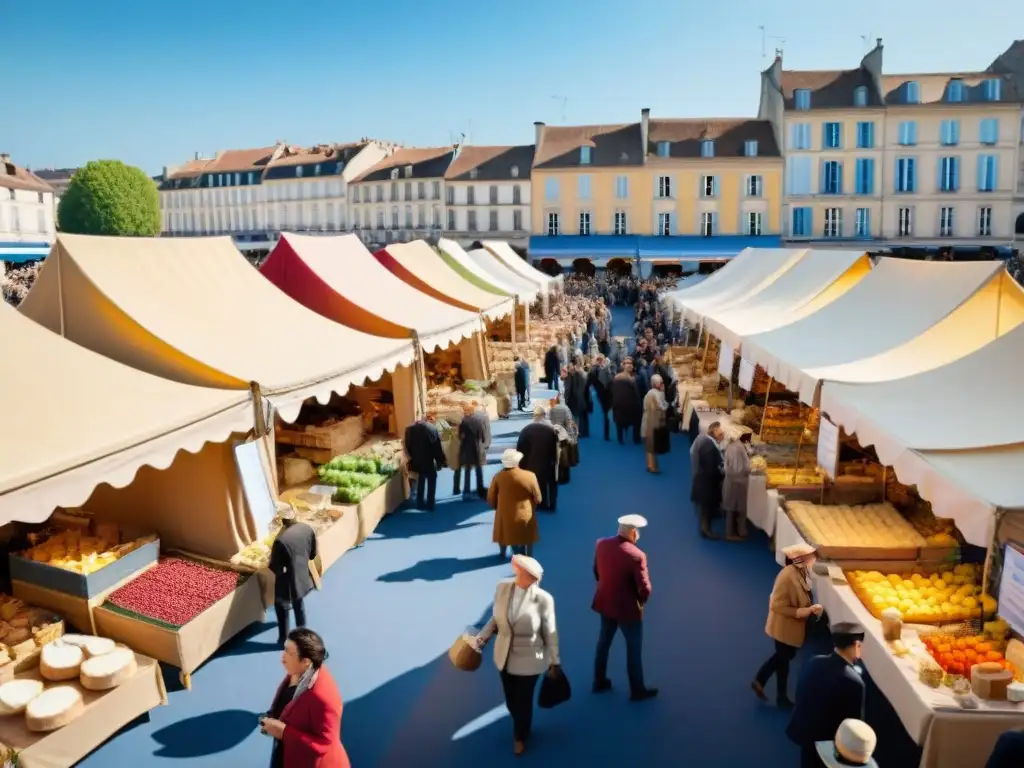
[534, 121, 545, 148]
[640, 108, 650, 156]
[876, 37, 883, 48]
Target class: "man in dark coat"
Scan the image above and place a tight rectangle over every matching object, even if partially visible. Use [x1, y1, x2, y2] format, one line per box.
[588, 354, 616, 441]
[513, 356, 531, 411]
[269, 505, 318, 647]
[787, 622, 867, 768]
[610, 358, 642, 445]
[516, 407, 559, 510]
[563, 361, 590, 438]
[691, 422, 725, 539]
[456, 403, 489, 499]
[986, 730, 1024, 768]
[592, 514, 657, 701]
[404, 413, 446, 511]
[543, 345, 561, 393]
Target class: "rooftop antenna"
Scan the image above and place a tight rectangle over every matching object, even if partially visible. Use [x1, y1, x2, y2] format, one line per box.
[759, 25, 765, 59]
[551, 95, 568, 122]
[770, 36, 786, 59]
[760, 26, 785, 60]
[860, 33, 873, 52]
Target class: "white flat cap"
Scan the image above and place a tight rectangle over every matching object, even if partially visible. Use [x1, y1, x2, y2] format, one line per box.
[816, 719, 878, 767]
[275, 501, 296, 521]
[782, 543, 816, 562]
[617, 514, 648, 529]
[502, 449, 523, 469]
[511, 554, 544, 580]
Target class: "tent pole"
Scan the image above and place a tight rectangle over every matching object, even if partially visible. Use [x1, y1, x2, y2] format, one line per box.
[510, 303, 517, 357]
[791, 412, 810, 485]
[411, 333, 428, 418]
[700, 329, 711, 373]
[759, 377, 774, 440]
[250, 382, 268, 438]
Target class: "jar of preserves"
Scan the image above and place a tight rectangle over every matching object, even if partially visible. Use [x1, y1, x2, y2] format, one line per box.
[881, 607, 903, 642]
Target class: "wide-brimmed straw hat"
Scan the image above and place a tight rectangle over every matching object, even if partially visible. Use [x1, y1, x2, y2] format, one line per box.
[815, 719, 878, 767]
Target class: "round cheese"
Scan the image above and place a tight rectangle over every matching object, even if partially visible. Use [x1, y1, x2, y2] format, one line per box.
[62, 634, 116, 658]
[0, 679, 44, 715]
[80, 647, 137, 691]
[40, 640, 85, 681]
[26, 686, 85, 732]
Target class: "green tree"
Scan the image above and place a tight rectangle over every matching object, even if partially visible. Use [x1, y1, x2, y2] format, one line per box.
[57, 160, 161, 236]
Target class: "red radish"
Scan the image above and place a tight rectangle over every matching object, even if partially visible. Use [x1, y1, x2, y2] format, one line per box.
[105, 556, 241, 627]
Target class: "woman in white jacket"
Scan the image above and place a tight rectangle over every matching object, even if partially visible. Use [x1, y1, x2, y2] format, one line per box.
[476, 554, 560, 756]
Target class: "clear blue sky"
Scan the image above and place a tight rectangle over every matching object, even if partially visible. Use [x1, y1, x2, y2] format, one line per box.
[6, 0, 1021, 174]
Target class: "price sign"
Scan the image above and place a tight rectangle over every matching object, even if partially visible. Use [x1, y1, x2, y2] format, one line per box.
[816, 417, 840, 480]
[234, 439, 277, 540]
[997, 544, 1024, 637]
[738, 358, 755, 391]
[718, 342, 734, 379]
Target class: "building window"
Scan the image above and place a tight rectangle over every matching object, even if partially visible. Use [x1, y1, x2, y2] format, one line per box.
[513, 210, 523, 231]
[700, 212, 715, 237]
[417, 181, 425, 199]
[700, 139, 714, 158]
[821, 161, 842, 194]
[978, 206, 993, 236]
[658, 212, 672, 236]
[904, 81, 920, 103]
[376, 210, 384, 228]
[947, 79, 964, 102]
[467, 211, 477, 231]
[979, 118, 999, 145]
[391, 206, 399, 228]
[405, 205, 413, 228]
[488, 210, 498, 231]
[657, 141, 670, 158]
[314, 164, 322, 177]
[746, 175, 762, 197]
[446, 186, 455, 204]
[746, 211, 762, 236]
[857, 122, 874, 149]
[823, 122, 842, 149]
[545, 178, 559, 201]
[432, 206, 441, 227]
[983, 79, 1002, 101]
[447, 209, 456, 230]
[615, 175, 629, 199]
[432, 181, 441, 199]
[744, 140, 758, 158]
[580, 146, 592, 165]
[281, 204, 289, 229]
[547, 212, 559, 236]
[978, 155, 998, 191]
[897, 207, 913, 236]
[789, 123, 812, 150]
[404, 165, 413, 178]
[375, 185, 383, 202]
[939, 207, 955, 237]
[391, 182, 398, 200]
[404, 182, 412, 200]
[792, 207, 811, 237]
[794, 89, 811, 110]
[898, 121, 917, 146]
[579, 211, 591, 235]
[657, 176, 672, 198]
[352, 187, 360, 203]
[939, 119, 960, 146]
[513, 185, 521, 204]
[467, 187, 475, 205]
[855, 208, 871, 237]
[37, 209, 46, 233]
[510, 165, 519, 178]
[469, 168, 478, 180]
[489, 185, 498, 204]
[939, 157, 959, 192]
[418, 205, 426, 227]
[853, 86, 868, 107]
[614, 210, 627, 235]
[895, 158, 916, 193]
[578, 175, 591, 200]
[823, 208, 842, 238]
[311, 204, 321, 229]
[855, 158, 874, 195]
[701, 175, 716, 197]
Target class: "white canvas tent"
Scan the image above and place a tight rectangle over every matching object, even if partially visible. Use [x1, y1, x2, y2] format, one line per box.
[819, 324, 1024, 546]
[466, 248, 540, 305]
[481, 240, 562, 292]
[741, 259, 1024, 405]
[436, 238, 515, 297]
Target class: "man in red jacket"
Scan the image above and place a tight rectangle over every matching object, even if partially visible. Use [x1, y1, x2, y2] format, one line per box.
[591, 514, 658, 701]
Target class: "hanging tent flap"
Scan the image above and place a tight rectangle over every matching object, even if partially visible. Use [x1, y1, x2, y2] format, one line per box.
[437, 238, 512, 296]
[465, 248, 540, 305]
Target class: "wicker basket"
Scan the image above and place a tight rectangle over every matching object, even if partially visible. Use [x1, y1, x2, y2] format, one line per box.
[448, 633, 482, 672]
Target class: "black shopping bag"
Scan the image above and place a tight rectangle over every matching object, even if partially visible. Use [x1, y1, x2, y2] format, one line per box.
[653, 425, 671, 455]
[537, 666, 571, 709]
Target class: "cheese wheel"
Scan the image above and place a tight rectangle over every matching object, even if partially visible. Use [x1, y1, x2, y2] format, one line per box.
[0, 679, 44, 715]
[62, 634, 116, 658]
[80, 647, 137, 690]
[25, 686, 85, 732]
[40, 641, 85, 681]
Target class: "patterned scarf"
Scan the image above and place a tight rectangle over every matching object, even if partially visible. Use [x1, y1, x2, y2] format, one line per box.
[292, 665, 318, 702]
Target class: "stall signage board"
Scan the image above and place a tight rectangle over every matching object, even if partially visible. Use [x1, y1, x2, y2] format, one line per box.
[234, 440, 277, 541]
[738, 358, 755, 391]
[997, 544, 1024, 637]
[718, 342, 734, 379]
[816, 417, 840, 480]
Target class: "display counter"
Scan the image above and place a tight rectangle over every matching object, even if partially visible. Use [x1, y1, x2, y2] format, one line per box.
[0, 652, 166, 768]
[815, 574, 1024, 768]
[773, 509, 811, 566]
[746, 475, 779, 537]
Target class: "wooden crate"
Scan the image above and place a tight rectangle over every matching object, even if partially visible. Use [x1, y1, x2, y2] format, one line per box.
[276, 417, 364, 457]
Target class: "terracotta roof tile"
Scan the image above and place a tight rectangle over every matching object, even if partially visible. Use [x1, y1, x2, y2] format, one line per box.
[646, 119, 780, 160]
[444, 145, 535, 181]
[267, 142, 368, 168]
[533, 124, 643, 168]
[204, 146, 277, 173]
[166, 158, 213, 180]
[880, 72, 1020, 105]
[351, 147, 456, 183]
[780, 69, 882, 109]
[0, 159, 54, 194]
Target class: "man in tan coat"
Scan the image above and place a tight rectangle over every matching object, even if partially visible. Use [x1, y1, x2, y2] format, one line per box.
[488, 449, 542, 559]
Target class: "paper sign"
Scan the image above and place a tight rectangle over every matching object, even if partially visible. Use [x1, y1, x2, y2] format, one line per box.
[234, 440, 277, 540]
[997, 544, 1024, 637]
[718, 342, 734, 378]
[738, 358, 755, 391]
[816, 417, 840, 480]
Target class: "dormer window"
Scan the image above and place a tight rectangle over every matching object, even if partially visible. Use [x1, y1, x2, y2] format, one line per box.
[983, 78, 1002, 101]
[947, 79, 964, 102]
[248, 172, 256, 184]
[904, 81, 920, 104]
[296, 166, 303, 178]
[744, 140, 758, 158]
[404, 165, 413, 178]
[656, 141, 670, 158]
[700, 139, 715, 158]
[794, 89, 811, 110]
[853, 86, 868, 107]
[314, 164, 322, 176]
[580, 146, 592, 164]
[390, 168, 399, 180]
[510, 165, 519, 178]
[469, 168, 478, 180]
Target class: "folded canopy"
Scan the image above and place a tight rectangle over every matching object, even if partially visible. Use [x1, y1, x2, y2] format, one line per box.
[0, 302, 253, 526]
[436, 238, 512, 297]
[481, 240, 561, 291]
[819, 324, 1024, 546]
[702, 250, 872, 349]
[741, 259, 1021, 405]
[375, 240, 513, 319]
[19, 234, 415, 423]
[466, 248, 539, 304]
[261, 234, 483, 353]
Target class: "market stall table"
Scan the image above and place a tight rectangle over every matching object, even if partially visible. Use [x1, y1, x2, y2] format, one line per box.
[746, 476, 779, 537]
[773, 509, 810, 566]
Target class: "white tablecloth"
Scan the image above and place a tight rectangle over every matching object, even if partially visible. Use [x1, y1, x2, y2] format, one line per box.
[774, 508, 809, 565]
[747, 476, 780, 536]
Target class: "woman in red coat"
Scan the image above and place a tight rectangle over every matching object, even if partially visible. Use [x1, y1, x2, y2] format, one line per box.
[260, 628, 350, 768]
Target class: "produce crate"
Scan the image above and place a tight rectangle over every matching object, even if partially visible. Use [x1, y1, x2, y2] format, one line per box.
[9, 537, 160, 600]
[276, 416, 364, 455]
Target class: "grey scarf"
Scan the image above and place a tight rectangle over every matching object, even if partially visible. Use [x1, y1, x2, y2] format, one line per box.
[293, 666, 317, 701]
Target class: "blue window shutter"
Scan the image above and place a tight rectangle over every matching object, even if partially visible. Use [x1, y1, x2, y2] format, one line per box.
[937, 157, 944, 190]
[909, 122, 917, 145]
[908, 158, 916, 192]
[952, 158, 959, 191]
[978, 157, 986, 190]
[952, 120, 960, 144]
[991, 158, 999, 191]
[867, 158, 874, 194]
[710, 212, 718, 235]
[836, 162, 843, 194]
[819, 160, 826, 193]
[712, 176, 720, 197]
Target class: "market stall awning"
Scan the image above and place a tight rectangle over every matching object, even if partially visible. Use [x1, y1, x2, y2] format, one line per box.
[436, 238, 512, 296]
[527, 235, 638, 260]
[702, 250, 872, 349]
[481, 240, 562, 292]
[742, 259, 1024, 406]
[818, 324, 1024, 545]
[636, 235, 782, 260]
[375, 240, 514, 320]
[0, 241, 52, 263]
[261, 234, 483, 353]
[465, 248, 539, 304]
[0, 302, 254, 526]
[19, 234, 415, 422]
[664, 248, 807, 324]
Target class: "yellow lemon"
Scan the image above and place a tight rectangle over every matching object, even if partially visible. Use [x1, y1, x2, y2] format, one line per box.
[941, 571, 955, 583]
[886, 596, 901, 607]
[933, 579, 947, 590]
[887, 574, 903, 587]
[962, 597, 978, 609]
[901, 580, 916, 591]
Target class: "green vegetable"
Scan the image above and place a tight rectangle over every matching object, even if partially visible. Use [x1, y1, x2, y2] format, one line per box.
[354, 458, 378, 474]
[333, 486, 369, 504]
